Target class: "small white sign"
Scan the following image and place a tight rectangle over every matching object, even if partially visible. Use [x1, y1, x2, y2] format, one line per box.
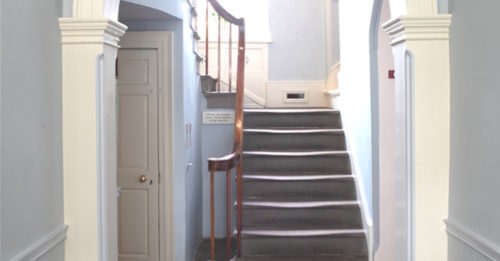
[203, 111, 235, 125]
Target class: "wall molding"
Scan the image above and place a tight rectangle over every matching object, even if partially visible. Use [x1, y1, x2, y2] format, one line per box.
[59, 18, 127, 48]
[9, 225, 68, 261]
[445, 219, 500, 261]
[383, 15, 452, 45]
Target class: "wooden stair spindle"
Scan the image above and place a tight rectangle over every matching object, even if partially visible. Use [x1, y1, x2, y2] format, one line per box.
[209, 167, 215, 261]
[205, 0, 209, 75]
[226, 168, 232, 261]
[237, 160, 243, 257]
[229, 24, 232, 92]
[217, 15, 221, 92]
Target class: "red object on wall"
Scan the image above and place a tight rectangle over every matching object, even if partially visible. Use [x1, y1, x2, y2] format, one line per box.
[388, 70, 395, 79]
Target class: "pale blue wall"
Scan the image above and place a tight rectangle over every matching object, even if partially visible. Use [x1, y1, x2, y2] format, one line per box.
[121, 1, 203, 259]
[448, 236, 490, 261]
[448, 0, 500, 257]
[438, 0, 448, 13]
[1, 0, 64, 260]
[268, 0, 327, 81]
[62, 0, 72, 16]
[337, 0, 374, 219]
[123, 0, 183, 19]
[330, 0, 341, 68]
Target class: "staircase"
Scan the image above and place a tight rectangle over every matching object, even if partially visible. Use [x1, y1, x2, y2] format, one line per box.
[238, 109, 368, 261]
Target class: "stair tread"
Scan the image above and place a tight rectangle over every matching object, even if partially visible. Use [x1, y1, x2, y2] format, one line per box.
[243, 174, 354, 181]
[204, 91, 237, 96]
[242, 228, 365, 237]
[244, 151, 349, 156]
[244, 128, 344, 134]
[243, 224, 363, 231]
[244, 171, 352, 176]
[237, 254, 367, 261]
[242, 200, 359, 209]
[244, 108, 339, 114]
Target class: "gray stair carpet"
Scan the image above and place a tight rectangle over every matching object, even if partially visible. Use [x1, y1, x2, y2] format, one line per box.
[239, 108, 368, 261]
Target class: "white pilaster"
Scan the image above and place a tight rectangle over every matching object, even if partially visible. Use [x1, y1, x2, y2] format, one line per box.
[59, 18, 126, 261]
[384, 14, 451, 261]
[72, 0, 121, 21]
[388, 0, 439, 18]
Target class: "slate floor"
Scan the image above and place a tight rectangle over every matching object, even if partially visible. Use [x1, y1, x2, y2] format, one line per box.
[194, 238, 237, 261]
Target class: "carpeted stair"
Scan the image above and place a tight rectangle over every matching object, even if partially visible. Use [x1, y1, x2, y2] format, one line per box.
[238, 109, 368, 261]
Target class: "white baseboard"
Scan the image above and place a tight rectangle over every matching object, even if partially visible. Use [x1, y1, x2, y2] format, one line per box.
[340, 111, 374, 261]
[445, 219, 500, 261]
[9, 224, 68, 261]
[266, 81, 328, 108]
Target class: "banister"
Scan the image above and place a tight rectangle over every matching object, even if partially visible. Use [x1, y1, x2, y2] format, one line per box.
[207, 151, 241, 171]
[208, 0, 244, 26]
[204, 0, 245, 260]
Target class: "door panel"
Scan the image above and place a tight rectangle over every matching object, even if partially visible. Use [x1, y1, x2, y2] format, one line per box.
[117, 49, 159, 261]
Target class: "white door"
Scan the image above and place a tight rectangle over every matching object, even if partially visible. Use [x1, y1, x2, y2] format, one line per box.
[117, 48, 159, 261]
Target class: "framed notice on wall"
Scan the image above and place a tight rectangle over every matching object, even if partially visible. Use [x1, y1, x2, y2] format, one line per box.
[202, 111, 235, 124]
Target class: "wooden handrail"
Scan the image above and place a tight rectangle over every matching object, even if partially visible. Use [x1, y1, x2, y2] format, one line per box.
[205, 0, 245, 260]
[208, 0, 244, 26]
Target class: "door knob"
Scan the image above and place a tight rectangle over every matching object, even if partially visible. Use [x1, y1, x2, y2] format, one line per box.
[138, 175, 148, 183]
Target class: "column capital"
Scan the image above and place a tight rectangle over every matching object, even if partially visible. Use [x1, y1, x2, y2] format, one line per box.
[383, 15, 452, 46]
[59, 18, 127, 48]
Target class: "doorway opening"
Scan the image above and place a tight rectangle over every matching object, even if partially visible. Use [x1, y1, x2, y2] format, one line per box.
[116, 31, 174, 261]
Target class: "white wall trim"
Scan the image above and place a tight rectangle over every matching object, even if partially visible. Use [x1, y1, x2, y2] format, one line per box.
[266, 81, 327, 108]
[341, 117, 374, 261]
[326, 63, 341, 110]
[446, 220, 500, 261]
[222, 80, 266, 107]
[96, 54, 108, 261]
[9, 225, 68, 261]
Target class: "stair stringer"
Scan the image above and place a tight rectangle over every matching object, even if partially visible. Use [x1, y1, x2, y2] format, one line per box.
[340, 110, 374, 261]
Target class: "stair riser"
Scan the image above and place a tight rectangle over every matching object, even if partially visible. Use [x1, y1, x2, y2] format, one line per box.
[242, 207, 362, 229]
[244, 112, 342, 129]
[243, 155, 351, 174]
[243, 179, 356, 201]
[200, 75, 217, 92]
[242, 235, 367, 256]
[243, 132, 346, 151]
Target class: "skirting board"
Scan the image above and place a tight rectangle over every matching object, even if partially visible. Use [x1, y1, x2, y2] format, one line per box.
[9, 224, 68, 261]
[266, 81, 328, 108]
[445, 219, 500, 260]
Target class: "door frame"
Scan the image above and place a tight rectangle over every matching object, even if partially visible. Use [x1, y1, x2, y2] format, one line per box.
[119, 31, 174, 261]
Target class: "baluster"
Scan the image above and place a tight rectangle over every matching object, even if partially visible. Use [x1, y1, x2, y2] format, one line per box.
[210, 167, 215, 261]
[228, 24, 232, 92]
[226, 168, 232, 261]
[217, 15, 221, 92]
[237, 161, 243, 257]
[205, 0, 209, 75]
